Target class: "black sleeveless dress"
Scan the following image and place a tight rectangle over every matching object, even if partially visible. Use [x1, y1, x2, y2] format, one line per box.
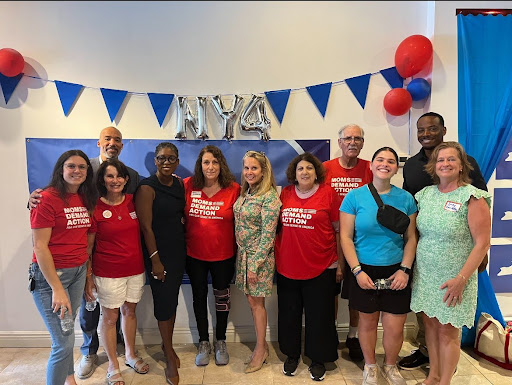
[138, 174, 186, 321]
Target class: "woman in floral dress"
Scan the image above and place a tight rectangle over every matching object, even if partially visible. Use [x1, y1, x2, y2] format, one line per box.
[234, 150, 281, 374]
[411, 142, 491, 385]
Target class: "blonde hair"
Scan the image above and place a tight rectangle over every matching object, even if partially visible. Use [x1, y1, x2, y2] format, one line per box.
[240, 151, 277, 196]
[425, 141, 474, 185]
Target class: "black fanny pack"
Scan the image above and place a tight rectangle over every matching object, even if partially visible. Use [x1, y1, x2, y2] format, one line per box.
[368, 183, 410, 235]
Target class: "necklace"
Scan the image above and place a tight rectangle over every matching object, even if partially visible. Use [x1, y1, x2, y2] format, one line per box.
[102, 195, 125, 221]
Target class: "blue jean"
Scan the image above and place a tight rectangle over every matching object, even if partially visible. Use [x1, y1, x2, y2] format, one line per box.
[31, 262, 87, 385]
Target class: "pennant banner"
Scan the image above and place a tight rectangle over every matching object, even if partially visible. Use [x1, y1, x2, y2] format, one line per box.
[306, 82, 332, 118]
[55, 80, 84, 116]
[380, 67, 404, 89]
[100, 88, 128, 122]
[147, 92, 175, 127]
[6, 64, 416, 126]
[0, 72, 23, 104]
[264, 89, 291, 125]
[345, 73, 371, 109]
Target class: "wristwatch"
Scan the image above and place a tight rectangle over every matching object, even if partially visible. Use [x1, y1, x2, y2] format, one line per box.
[399, 265, 412, 275]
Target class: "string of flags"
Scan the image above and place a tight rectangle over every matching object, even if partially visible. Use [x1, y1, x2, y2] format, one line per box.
[0, 66, 404, 126]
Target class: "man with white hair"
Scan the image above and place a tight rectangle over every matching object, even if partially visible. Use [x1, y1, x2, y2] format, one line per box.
[323, 124, 372, 362]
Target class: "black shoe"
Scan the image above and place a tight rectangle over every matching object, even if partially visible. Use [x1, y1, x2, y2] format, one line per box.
[283, 356, 299, 376]
[308, 362, 326, 381]
[346, 337, 364, 361]
[398, 349, 429, 370]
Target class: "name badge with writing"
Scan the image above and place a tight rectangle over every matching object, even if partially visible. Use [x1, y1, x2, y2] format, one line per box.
[191, 191, 202, 198]
[444, 201, 462, 212]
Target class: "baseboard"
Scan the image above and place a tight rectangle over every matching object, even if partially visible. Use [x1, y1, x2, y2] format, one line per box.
[0, 322, 418, 348]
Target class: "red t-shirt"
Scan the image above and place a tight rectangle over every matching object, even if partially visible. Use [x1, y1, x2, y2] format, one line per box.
[89, 194, 144, 278]
[30, 188, 91, 268]
[275, 184, 341, 280]
[184, 177, 241, 261]
[323, 157, 373, 201]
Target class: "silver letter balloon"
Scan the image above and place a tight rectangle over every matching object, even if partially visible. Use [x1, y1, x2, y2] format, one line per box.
[240, 94, 271, 141]
[175, 96, 209, 140]
[211, 95, 244, 141]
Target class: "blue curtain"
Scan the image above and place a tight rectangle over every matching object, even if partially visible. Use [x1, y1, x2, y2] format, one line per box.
[458, 14, 510, 345]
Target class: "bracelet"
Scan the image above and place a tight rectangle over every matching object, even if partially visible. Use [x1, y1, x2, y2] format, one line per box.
[351, 264, 361, 273]
[149, 250, 159, 259]
[354, 269, 363, 277]
[458, 273, 467, 282]
[86, 272, 93, 277]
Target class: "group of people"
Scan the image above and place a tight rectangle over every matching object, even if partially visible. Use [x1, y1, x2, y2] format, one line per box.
[27, 112, 491, 385]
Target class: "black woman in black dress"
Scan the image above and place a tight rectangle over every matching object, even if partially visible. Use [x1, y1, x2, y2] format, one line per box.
[135, 142, 186, 385]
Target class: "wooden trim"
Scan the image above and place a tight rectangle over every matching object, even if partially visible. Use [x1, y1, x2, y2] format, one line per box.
[456, 9, 512, 16]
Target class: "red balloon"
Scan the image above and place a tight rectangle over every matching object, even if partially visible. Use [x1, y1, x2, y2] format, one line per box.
[0, 48, 25, 77]
[383, 88, 412, 116]
[394, 35, 433, 78]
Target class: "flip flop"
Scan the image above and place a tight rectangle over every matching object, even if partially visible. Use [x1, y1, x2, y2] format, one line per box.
[106, 368, 125, 385]
[125, 356, 149, 374]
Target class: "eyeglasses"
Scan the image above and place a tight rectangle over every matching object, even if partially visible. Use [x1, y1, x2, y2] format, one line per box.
[155, 155, 178, 164]
[64, 163, 88, 171]
[340, 136, 364, 144]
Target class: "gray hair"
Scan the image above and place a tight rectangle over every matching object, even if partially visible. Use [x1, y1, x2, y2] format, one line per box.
[338, 124, 365, 139]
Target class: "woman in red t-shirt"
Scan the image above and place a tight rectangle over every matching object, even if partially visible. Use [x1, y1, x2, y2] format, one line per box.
[86, 159, 148, 384]
[30, 149, 96, 385]
[184, 145, 240, 367]
[274, 152, 341, 381]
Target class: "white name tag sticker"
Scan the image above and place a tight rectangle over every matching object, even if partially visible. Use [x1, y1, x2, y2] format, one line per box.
[129, 211, 137, 219]
[191, 191, 202, 198]
[444, 201, 462, 212]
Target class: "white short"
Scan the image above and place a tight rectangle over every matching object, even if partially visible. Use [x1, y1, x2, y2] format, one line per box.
[94, 273, 145, 309]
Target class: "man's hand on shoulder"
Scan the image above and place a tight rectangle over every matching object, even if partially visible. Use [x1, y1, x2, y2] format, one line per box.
[28, 188, 43, 210]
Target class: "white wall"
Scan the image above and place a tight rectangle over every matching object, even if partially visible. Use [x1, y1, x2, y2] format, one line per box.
[0, 1, 509, 347]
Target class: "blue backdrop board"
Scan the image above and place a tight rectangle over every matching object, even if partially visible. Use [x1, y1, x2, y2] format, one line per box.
[26, 138, 331, 285]
[496, 137, 512, 180]
[26, 138, 331, 192]
[491, 188, 512, 238]
[489, 245, 512, 294]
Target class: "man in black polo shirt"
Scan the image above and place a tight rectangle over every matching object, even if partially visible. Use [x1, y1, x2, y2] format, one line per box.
[399, 112, 488, 370]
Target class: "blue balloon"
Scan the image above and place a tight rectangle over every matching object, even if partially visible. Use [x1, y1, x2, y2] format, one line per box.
[406, 78, 431, 101]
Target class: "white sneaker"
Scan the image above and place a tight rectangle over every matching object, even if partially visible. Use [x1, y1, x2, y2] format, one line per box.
[362, 364, 379, 385]
[77, 354, 97, 379]
[382, 364, 406, 385]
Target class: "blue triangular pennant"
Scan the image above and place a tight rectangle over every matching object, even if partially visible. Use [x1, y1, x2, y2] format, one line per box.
[54, 81, 83, 116]
[379, 67, 404, 89]
[264, 89, 291, 125]
[100, 88, 128, 122]
[0, 72, 23, 104]
[147, 93, 175, 127]
[306, 82, 332, 118]
[345, 74, 371, 109]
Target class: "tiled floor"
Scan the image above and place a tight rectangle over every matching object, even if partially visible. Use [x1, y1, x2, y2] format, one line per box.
[0, 340, 510, 384]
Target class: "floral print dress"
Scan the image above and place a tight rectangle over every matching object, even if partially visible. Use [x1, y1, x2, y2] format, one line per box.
[234, 188, 281, 297]
[410, 184, 491, 328]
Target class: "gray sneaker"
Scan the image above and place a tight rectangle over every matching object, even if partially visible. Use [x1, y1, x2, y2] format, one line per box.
[77, 354, 98, 379]
[362, 364, 379, 385]
[214, 340, 229, 365]
[382, 364, 406, 385]
[195, 341, 211, 366]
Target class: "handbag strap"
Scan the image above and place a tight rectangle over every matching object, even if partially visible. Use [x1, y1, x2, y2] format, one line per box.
[368, 183, 384, 208]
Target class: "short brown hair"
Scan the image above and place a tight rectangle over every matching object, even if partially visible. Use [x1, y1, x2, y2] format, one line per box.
[425, 141, 473, 185]
[285, 152, 326, 185]
[192, 145, 235, 189]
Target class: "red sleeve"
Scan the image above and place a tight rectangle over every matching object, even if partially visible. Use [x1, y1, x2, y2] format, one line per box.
[30, 191, 56, 229]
